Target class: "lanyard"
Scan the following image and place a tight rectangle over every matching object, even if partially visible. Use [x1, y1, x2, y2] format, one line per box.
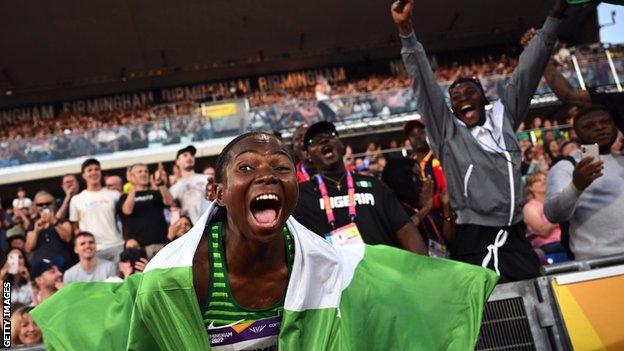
[418, 150, 433, 179]
[298, 162, 310, 182]
[316, 171, 356, 228]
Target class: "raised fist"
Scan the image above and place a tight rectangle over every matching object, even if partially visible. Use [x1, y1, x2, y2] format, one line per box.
[391, 0, 414, 36]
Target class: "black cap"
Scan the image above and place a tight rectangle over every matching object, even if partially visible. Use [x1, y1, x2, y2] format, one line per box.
[81, 158, 100, 173]
[303, 121, 337, 150]
[30, 258, 56, 279]
[176, 145, 197, 159]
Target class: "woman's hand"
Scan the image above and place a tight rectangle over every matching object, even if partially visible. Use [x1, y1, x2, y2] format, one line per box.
[134, 258, 149, 273]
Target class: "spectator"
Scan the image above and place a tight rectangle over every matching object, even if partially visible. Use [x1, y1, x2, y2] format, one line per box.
[523, 171, 565, 255]
[11, 206, 31, 233]
[382, 120, 454, 252]
[70, 158, 124, 263]
[63, 232, 117, 283]
[10, 306, 42, 347]
[119, 163, 173, 259]
[202, 166, 216, 180]
[405, 120, 448, 213]
[0, 248, 33, 306]
[118, 248, 148, 280]
[25, 191, 74, 272]
[169, 146, 209, 223]
[291, 124, 316, 183]
[30, 258, 63, 305]
[293, 122, 427, 254]
[544, 106, 624, 260]
[560, 140, 579, 157]
[105, 175, 123, 193]
[55, 174, 80, 221]
[147, 122, 169, 146]
[6, 226, 26, 250]
[546, 140, 561, 165]
[12, 187, 32, 213]
[205, 177, 217, 202]
[167, 215, 193, 241]
[391, 0, 565, 281]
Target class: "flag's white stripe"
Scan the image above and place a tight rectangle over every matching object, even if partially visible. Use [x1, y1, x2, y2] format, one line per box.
[144, 202, 365, 312]
[145, 202, 218, 271]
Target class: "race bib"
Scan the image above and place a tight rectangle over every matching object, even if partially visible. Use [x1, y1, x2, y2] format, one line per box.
[208, 315, 281, 351]
[324, 223, 364, 247]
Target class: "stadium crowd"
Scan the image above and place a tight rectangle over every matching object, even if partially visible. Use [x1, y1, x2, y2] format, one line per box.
[2, 41, 620, 167]
[2, 0, 624, 347]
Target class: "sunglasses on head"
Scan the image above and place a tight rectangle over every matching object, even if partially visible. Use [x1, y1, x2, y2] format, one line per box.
[307, 130, 337, 147]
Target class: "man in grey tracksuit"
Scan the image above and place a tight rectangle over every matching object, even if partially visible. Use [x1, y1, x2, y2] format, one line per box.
[391, 0, 567, 282]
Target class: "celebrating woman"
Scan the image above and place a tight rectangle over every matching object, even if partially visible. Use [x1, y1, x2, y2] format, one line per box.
[32, 132, 496, 350]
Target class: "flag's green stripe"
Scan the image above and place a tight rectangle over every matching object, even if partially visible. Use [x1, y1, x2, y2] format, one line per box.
[279, 308, 341, 350]
[337, 245, 498, 350]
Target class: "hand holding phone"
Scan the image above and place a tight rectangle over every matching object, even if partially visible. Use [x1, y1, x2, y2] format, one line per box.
[573, 144, 604, 191]
[580, 144, 600, 164]
[8, 252, 19, 275]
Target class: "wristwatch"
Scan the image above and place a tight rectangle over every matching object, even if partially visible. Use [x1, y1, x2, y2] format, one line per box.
[443, 212, 457, 222]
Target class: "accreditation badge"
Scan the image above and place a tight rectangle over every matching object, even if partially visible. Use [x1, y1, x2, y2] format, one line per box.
[324, 223, 364, 247]
[428, 239, 449, 258]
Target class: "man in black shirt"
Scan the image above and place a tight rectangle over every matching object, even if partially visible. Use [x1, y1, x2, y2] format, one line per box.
[119, 163, 173, 259]
[292, 121, 427, 254]
[26, 191, 75, 272]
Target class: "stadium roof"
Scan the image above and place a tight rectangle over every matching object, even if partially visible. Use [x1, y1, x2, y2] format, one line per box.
[0, 0, 595, 108]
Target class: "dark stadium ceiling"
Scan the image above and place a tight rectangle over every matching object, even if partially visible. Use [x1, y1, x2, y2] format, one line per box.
[0, 0, 596, 108]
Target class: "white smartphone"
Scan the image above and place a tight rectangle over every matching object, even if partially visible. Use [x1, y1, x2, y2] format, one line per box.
[8, 252, 19, 275]
[580, 144, 600, 163]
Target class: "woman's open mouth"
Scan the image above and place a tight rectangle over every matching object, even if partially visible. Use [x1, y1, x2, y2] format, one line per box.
[249, 193, 282, 228]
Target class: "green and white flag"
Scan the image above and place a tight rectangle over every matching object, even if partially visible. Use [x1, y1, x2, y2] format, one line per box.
[32, 203, 497, 350]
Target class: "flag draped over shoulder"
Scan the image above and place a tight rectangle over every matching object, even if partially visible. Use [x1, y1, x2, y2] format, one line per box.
[32, 202, 498, 350]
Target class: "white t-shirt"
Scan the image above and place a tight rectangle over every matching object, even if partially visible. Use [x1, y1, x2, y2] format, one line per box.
[170, 173, 209, 223]
[63, 259, 117, 283]
[70, 188, 123, 251]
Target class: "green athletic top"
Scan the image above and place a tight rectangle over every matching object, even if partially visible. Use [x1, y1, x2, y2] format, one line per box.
[202, 222, 295, 327]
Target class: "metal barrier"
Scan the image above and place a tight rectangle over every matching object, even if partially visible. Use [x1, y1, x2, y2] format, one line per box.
[477, 253, 624, 351]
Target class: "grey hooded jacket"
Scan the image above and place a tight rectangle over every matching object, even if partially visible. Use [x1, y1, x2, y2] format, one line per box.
[400, 16, 561, 227]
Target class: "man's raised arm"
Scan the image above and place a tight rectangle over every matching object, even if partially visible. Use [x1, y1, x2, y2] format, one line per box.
[503, 0, 566, 128]
[392, 0, 453, 156]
